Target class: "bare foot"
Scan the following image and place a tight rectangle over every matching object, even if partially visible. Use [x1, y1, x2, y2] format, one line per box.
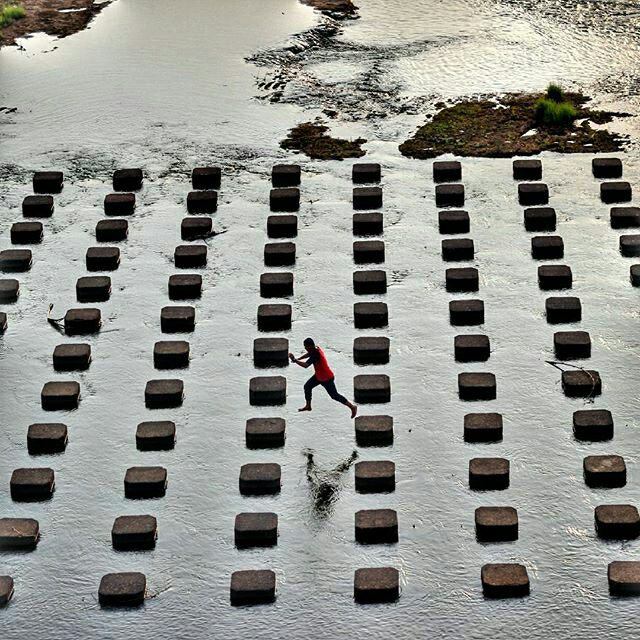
[299, 405, 312, 412]
[350, 404, 358, 419]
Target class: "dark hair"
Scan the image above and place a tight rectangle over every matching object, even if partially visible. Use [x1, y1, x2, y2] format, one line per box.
[304, 337, 315, 348]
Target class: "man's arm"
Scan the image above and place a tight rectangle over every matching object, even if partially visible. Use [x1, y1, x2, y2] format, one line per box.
[289, 351, 315, 368]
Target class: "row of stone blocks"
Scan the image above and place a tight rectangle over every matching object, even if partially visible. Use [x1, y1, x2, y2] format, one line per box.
[261, 241, 387, 266]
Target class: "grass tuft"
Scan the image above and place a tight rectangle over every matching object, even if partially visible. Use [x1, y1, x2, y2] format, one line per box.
[0, 4, 26, 28]
[546, 83, 565, 103]
[534, 97, 578, 128]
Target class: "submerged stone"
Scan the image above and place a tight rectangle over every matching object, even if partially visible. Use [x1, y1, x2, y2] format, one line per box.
[353, 240, 385, 264]
[41, 381, 80, 410]
[353, 187, 383, 210]
[354, 567, 399, 603]
[245, 417, 286, 449]
[446, 267, 479, 292]
[175, 244, 207, 268]
[584, 455, 626, 488]
[464, 412, 503, 443]
[475, 506, 518, 541]
[355, 460, 395, 493]
[257, 304, 292, 331]
[267, 215, 297, 238]
[181, 216, 212, 240]
[562, 370, 601, 397]
[573, 409, 613, 441]
[249, 376, 287, 406]
[33, 171, 63, 194]
[187, 190, 218, 214]
[593, 157, 622, 179]
[27, 423, 68, 454]
[168, 274, 202, 300]
[538, 265, 572, 290]
[531, 235, 563, 259]
[76, 275, 111, 302]
[136, 421, 176, 451]
[10, 468, 55, 501]
[124, 466, 167, 498]
[104, 193, 135, 216]
[192, 166, 221, 190]
[436, 184, 464, 207]
[481, 564, 529, 598]
[230, 569, 276, 606]
[153, 341, 190, 369]
[439, 210, 470, 234]
[353, 270, 387, 295]
[11, 221, 42, 244]
[239, 463, 281, 495]
[112, 515, 157, 550]
[53, 343, 91, 371]
[98, 572, 146, 607]
[144, 379, 184, 408]
[611, 207, 640, 229]
[449, 299, 484, 325]
[96, 219, 128, 242]
[355, 414, 393, 446]
[113, 168, 143, 191]
[353, 336, 390, 365]
[545, 296, 581, 323]
[518, 182, 548, 206]
[0, 518, 39, 549]
[469, 457, 509, 490]
[253, 338, 289, 368]
[270, 187, 300, 212]
[454, 334, 490, 362]
[601, 181, 631, 204]
[433, 160, 461, 183]
[595, 505, 640, 539]
[0, 249, 32, 272]
[442, 238, 474, 261]
[160, 306, 195, 333]
[524, 207, 556, 232]
[355, 509, 398, 543]
[353, 212, 383, 236]
[352, 163, 381, 184]
[22, 195, 53, 217]
[64, 308, 101, 335]
[234, 512, 278, 548]
[272, 164, 300, 188]
[264, 242, 296, 267]
[260, 272, 293, 298]
[0, 279, 19, 303]
[513, 159, 542, 181]
[86, 247, 120, 271]
[354, 374, 390, 403]
[354, 302, 388, 328]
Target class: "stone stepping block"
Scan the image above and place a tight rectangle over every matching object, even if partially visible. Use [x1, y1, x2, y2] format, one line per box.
[76, 276, 111, 302]
[611, 207, 640, 228]
[595, 505, 640, 539]
[353, 336, 390, 365]
[630, 265, 640, 286]
[0, 312, 6, 333]
[353, 212, 383, 236]
[136, 421, 176, 451]
[436, 184, 464, 207]
[446, 267, 479, 292]
[538, 265, 572, 290]
[257, 304, 291, 331]
[41, 381, 80, 410]
[160, 306, 195, 333]
[354, 302, 388, 328]
[230, 569, 276, 606]
[144, 379, 184, 408]
[553, 330, 591, 359]
[246, 417, 285, 449]
[0, 249, 32, 272]
[23, 195, 53, 217]
[355, 460, 395, 493]
[481, 564, 529, 598]
[354, 374, 390, 403]
[601, 181, 631, 203]
[153, 340, 190, 369]
[249, 376, 286, 406]
[355, 414, 393, 446]
[11, 221, 42, 244]
[459, 372, 496, 400]
[264, 242, 296, 267]
[433, 160, 462, 183]
[531, 235, 563, 259]
[168, 274, 202, 300]
[260, 272, 293, 298]
[524, 207, 556, 232]
[593, 157, 622, 179]
[475, 506, 518, 542]
[545, 296, 581, 323]
[98, 572, 146, 607]
[0, 576, 14, 605]
[270, 187, 300, 212]
[86, 247, 120, 271]
[573, 409, 613, 441]
[353, 187, 383, 210]
[181, 216, 212, 240]
[464, 412, 503, 443]
[33, 170, 63, 193]
[235, 512, 278, 548]
[192, 166, 221, 190]
[253, 338, 289, 368]
[620, 234, 640, 256]
[353, 270, 387, 295]
[10, 468, 55, 501]
[562, 370, 601, 397]
[64, 308, 101, 335]
[353, 240, 385, 264]
[469, 458, 509, 490]
[353, 163, 381, 184]
[442, 238, 474, 261]
[355, 509, 398, 543]
[239, 463, 281, 495]
[454, 334, 490, 362]
[124, 466, 167, 498]
[96, 219, 128, 242]
[513, 159, 542, 181]
[449, 299, 484, 325]
[439, 210, 470, 234]
[272, 164, 300, 188]
[584, 455, 626, 488]
[112, 515, 157, 550]
[0, 518, 39, 549]
[104, 193, 135, 216]
[27, 423, 68, 454]
[53, 343, 91, 371]
[0, 279, 19, 303]
[175, 244, 207, 268]
[113, 168, 143, 192]
[187, 190, 218, 214]
[354, 567, 399, 604]
[518, 183, 548, 206]
[608, 562, 640, 596]
[267, 215, 297, 238]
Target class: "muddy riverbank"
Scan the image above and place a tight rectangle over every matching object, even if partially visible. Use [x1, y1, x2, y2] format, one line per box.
[300, 0, 358, 19]
[280, 120, 366, 159]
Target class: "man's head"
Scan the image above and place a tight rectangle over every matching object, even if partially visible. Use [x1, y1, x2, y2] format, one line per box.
[303, 337, 315, 353]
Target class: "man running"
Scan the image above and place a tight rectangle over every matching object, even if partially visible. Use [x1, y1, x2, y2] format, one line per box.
[290, 338, 358, 418]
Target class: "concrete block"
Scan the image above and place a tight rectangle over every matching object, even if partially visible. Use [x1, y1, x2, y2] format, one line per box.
[353, 163, 381, 184]
[439, 210, 470, 234]
[609, 562, 640, 596]
[458, 372, 496, 400]
[524, 207, 556, 232]
[264, 242, 295, 267]
[436, 184, 464, 207]
[538, 265, 572, 290]
[475, 506, 518, 541]
[41, 381, 80, 410]
[355, 414, 393, 446]
[595, 505, 640, 539]
[584, 455, 626, 488]
[136, 421, 176, 451]
[187, 190, 217, 214]
[518, 183, 548, 206]
[53, 343, 91, 371]
[593, 157, 622, 179]
[192, 166, 221, 190]
[64, 308, 101, 335]
[168, 274, 202, 300]
[353, 240, 385, 264]
[27, 423, 68, 454]
[353, 212, 383, 236]
[601, 181, 631, 203]
[446, 267, 479, 292]
[11, 221, 42, 244]
[181, 216, 212, 240]
[174, 244, 207, 268]
[113, 168, 143, 191]
[76, 275, 111, 302]
[354, 374, 390, 403]
[355, 460, 395, 493]
[355, 509, 398, 543]
[449, 299, 484, 325]
[86, 247, 120, 271]
[33, 171, 63, 193]
[257, 304, 291, 331]
[235, 512, 278, 548]
[267, 215, 297, 238]
[562, 370, 601, 397]
[464, 412, 503, 443]
[545, 296, 581, 323]
[620, 234, 640, 257]
[10, 468, 55, 501]
[573, 409, 613, 441]
[0, 576, 14, 605]
[442, 238, 474, 261]
[112, 515, 157, 550]
[270, 187, 299, 212]
[22, 195, 53, 217]
[353, 270, 387, 295]
[96, 219, 128, 242]
[554, 331, 591, 359]
[239, 463, 281, 495]
[354, 567, 399, 603]
[0, 279, 19, 303]
[144, 379, 184, 408]
[246, 417, 286, 449]
[611, 207, 640, 228]
[469, 458, 509, 490]
[353, 187, 383, 210]
[0, 312, 6, 333]
[513, 159, 542, 181]
[260, 272, 293, 298]
[0, 518, 39, 549]
[230, 569, 276, 605]
[104, 193, 135, 216]
[354, 302, 388, 328]
[249, 376, 286, 405]
[531, 235, 563, 259]
[454, 334, 490, 362]
[481, 564, 529, 598]
[354, 336, 390, 365]
[0, 249, 32, 272]
[98, 572, 146, 606]
[160, 306, 195, 333]
[124, 466, 167, 498]
[272, 164, 300, 187]
[153, 341, 190, 369]
[631, 264, 640, 286]
[433, 161, 461, 183]
[253, 338, 289, 368]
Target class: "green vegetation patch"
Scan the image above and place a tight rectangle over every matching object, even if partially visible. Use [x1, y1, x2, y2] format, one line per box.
[281, 121, 366, 160]
[0, 4, 25, 28]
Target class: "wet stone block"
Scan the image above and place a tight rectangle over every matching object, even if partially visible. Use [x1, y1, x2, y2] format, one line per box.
[64, 308, 101, 335]
[264, 242, 296, 267]
[187, 190, 218, 214]
[354, 336, 390, 365]
[253, 338, 289, 368]
[86, 247, 120, 271]
[272, 164, 300, 188]
[10, 468, 55, 501]
[475, 506, 518, 542]
[96, 219, 128, 242]
[562, 370, 602, 398]
[0, 576, 14, 605]
[355, 414, 393, 446]
[113, 168, 143, 191]
[239, 463, 281, 495]
[192, 166, 221, 190]
[181, 216, 212, 240]
[53, 343, 91, 371]
[257, 304, 291, 331]
[454, 334, 490, 362]
[355, 460, 395, 493]
[0, 279, 19, 303]
[246, 417, 286, 449]
[524, 207, 556, 232]
[144, 379, 184, 408]
[41, 381, 80, 410]
[436, 184, 464, 207]
[353, 212, 383, 236]
[168, 274, 202, 300]
[442, 238, 474, 261]
[611, 207, 640, 229]
[601, 181, 631, 204]
[449, 299, 484, 326]
[27, 423, 68, 454]
[531, 235, 564, 259]
[513, 159, 542, 181]
[631, 264, 640, 287]
[260, 272, 293, 298]
[98, 572, 146, 607]
[584, 455, 626, 488]
[153, 341, 190, 369]
[11, 221, 42, 244]
[433, 160, 462, 183]
[538, 265, 572, 290]
[574, 409, 613, 441]
[593, 157, 622, 179]
[469, 458, 509, 490]
[353, 270, 387, 295]
[267, 215, 297, 238]
[270, 187, 300, 212]
[235, 512, 278, 548]
[23, 195, 53, 217]
[160, 306, 195, 333]
[620, 234, 640, 257]
[353, 187, 383, 210]
[136, 421, 176, 451]
[354, 302, 388, 329]
[0, 518, 39, 549]
[230, 569, 276, 606]
[609, 562, 640, 596]
[545, 296, 581, 323]
[352, 163, 381, 184]
[0, 249, 32, 272]
[112, 515, 157, 550]
[458, 372, 496, 400]
[354, 567, 399, 604]
[174, 244, 207, 268]
[518, 182, 548, 206]
[0, 312, 6, 333]
[33, 170, 63, 194]
[249, 376, 286, 406]
[353, 240, 385, 264]
[104, 193, 135, 216]
[124, 466, 167, 498]
[446, 267, 478, 292]
[595, 505, 640, 539]
[439, 210, 470, 234]
[354, 374, 391, 403]
[76, 276, 111, 302]
[481, 564, 529, 598]
[464, 412, 503, 443]
[554, 330, 591, 359]
[355, 509, 398, 543]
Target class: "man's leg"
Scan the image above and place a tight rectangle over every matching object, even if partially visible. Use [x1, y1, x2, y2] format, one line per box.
[321, 378, 358, 418]
[300, 375, 321, 412]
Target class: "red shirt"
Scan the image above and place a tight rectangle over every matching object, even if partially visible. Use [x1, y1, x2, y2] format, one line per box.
[309, 347, 334, 382]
